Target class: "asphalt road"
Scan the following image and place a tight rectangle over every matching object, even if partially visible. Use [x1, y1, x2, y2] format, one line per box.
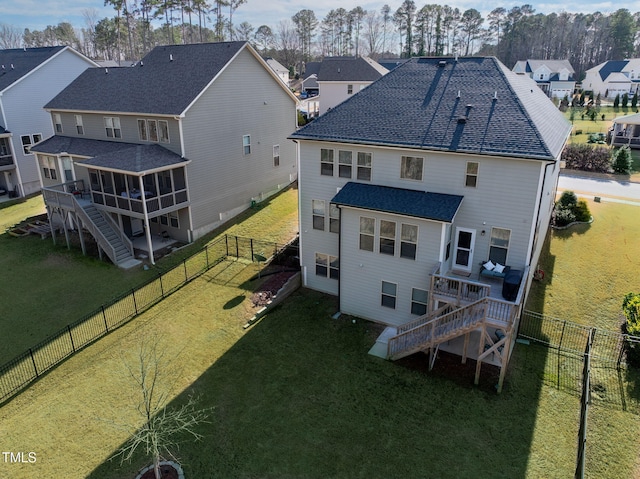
[558, 172, 640, 205]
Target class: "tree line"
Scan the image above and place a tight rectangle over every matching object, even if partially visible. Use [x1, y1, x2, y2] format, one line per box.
[1, 1, 639, 80]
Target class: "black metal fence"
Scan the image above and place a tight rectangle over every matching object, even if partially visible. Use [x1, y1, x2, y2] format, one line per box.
[0, 234, 296, 405]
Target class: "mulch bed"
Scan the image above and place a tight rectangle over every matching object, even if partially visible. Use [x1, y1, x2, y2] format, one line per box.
[250, 269, 298, 307]
[139, 463, 180, 479]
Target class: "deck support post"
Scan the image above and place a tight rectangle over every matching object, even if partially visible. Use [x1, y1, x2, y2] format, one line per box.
[57, 207, 70, 249]
[47, 205, 57, 246]
[75, 213, 87, 256]
[461, 332, 470, 364]
[496, 331, 512, 393]
[474, 324, 486, 385]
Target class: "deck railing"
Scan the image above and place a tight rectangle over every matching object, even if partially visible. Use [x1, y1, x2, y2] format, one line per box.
[430, 274, 491, 305]
[388, 299, 487, 360]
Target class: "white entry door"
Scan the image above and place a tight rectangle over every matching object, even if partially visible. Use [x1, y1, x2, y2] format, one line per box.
[453, 227, 476, 274]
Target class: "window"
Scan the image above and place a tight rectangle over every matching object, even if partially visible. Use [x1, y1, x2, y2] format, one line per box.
[401, 156, 423, 181]
[381, 281, 397, 309]
[411, 288, 429, 316]
[357, 152, 372, 181]
[148, 120, 158, 142]
[54, 113, 62, 133]
[158, 120, 169, 143]
[138, 119, 148, 141]
[321, 148, 334, 176]
[312, 199, 325, 230]
[33, 134, 42, 144]
[400, 224, 418, 259]
[243, 135, 251, 155]
[338, 150, 352, 178]
[359, 216, 374, 251]
[105, 117, 121, 138]
[379, 220, 396, 255]
[465, 162, 478, 187]
[41, 156, 56, 179]
[75, 115, 84, 135]
[315, 253, 339, 279]
[489, 228, 511, 265]
[168, 211, 179, 228]
[62, 156, 73, 182]
[273, 145, 280, 167]
[539, 74, 544, 80]
[21, 135, 32, 155]
[329, 203, 340, 233]
[347, 84, 353, 94]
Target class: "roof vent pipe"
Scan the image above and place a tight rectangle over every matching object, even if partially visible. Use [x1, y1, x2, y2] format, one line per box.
[438, 60, 447, 67]
[170, 54, 173, 61]
[105, 68, 108, 74]
[493, 91, 498, 100]
[457, 90, 460, 98]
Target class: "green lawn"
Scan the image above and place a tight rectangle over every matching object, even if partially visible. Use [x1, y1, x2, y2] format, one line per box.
[526, 199, 640, 331]
[0, 188, 298, 364]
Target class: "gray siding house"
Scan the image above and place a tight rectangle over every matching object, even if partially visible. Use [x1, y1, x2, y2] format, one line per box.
[0, 46, 96, 198]
[32, 42, 298, 267]
[290, 56, 571, 391]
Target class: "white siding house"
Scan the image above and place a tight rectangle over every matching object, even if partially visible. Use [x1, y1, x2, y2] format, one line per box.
[583, 59, 640, 98]
[32, 42, 298, 267]
[512, 59, 576, 99]
[0, 47, 96, 197]
[291, 56, 571, 390]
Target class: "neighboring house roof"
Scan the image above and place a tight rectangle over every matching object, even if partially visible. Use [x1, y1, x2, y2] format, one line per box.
[378, 58, 411, 71]
[612, 113, 640, 126]
[527, 59, 575, 75]
[31, 135, 188, 173]
[598, 60, 629, 81]
[332, 182, 463, 223]
[303, 62, 321, 79]
[265, 57, 288, 76]
[46, 42, 288, 116]
[291, 56, 571, 161]
[317, 56, 388, 82]
[0, 46, 66, 93]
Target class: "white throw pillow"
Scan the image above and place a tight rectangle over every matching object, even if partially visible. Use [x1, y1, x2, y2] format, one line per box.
[494, 263, 505, 274]
[483, 260, 495, 271]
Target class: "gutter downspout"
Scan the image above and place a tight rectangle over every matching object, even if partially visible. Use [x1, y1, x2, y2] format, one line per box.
[529, 160, 555, 266]
[139, 175, 154, 265]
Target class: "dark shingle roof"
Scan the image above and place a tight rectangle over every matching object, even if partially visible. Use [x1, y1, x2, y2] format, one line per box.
[45, 42, 247, 115]
[30, 135, 187, 173]
[0, 125, 8, 134]
[377, 58, 410, 71]
[317, 57, 388, 82]
[331, 182, 463, 222]
[0, 46, 66, 92]
[599, 60, 629, 81]
[291, 56, 571, 160]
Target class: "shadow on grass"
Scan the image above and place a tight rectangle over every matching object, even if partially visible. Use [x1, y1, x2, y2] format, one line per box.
[223, 295, 246, 310]
[86, 288, 554, 479]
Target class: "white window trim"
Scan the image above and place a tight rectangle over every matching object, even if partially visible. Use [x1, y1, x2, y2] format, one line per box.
[243, 134, 251, 155]
[400, 156, 424, 181]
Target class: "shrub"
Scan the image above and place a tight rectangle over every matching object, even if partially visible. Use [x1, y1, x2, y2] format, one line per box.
[558, 190, 578, 208]
[622, 293, 640, 365]
[552, 191, 591, 227]
[632, 92, 638, 109]
[574, 200, 591, 222]
[614, 94, 620, 108]
[552, 208, 576, 227]
[622, 93, 629, 108]
[561, 144, 611, 173]
[611, 145, 633, 174]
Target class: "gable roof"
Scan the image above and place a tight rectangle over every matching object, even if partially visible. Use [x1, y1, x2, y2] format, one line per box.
[526, 59, 575, 75]
[31, 135, 188, 174]
[332, 182, 463, 222]
[0, 46, 66, 93]
[598, 60, 629, 81]
[265, 57, 288, 75]
[317, 56, 388, 82]
[291, 56, 571, 161]
[378, 58, 411, 71]
[45, 42, 268, 116]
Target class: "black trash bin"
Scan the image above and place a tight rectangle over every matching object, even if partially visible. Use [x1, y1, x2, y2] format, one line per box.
[502, 269, 522, 301]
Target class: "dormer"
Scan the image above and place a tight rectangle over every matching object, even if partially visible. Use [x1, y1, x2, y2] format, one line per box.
[534, 65, 551, 82]
[558, 68, 570, 81]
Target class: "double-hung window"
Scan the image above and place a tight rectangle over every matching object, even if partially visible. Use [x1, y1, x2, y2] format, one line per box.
[273, 145, 280, 167]
[465, 162, 478, 187]
[400, 224, 418, 259]
[105, 117, 121, 138]
[54, 113, 63, 133]
[379, 220, 396, 255]
[489, 228, 511, 265]
[21, 135, 32, 155]
[338, 150, 352, 178]
[312, 200, 325, 230]
[329, 204, 340, 233]
[359, 217, 375, 251]
[401, 156, 423, 181]
[158, 120, 169, 143]
[357, 152, 372, 181]
[138, 119, 148, 141]
[148, 120, 158, 142]
[243, 135, 251, 155]
[315, 253, 339, 279]
[321, 148, 334, 176]
[411, 288, 429, 315]
[75, 115, 84, 135]
[381, 281, 397, 309]
[347, 84, 353, 94]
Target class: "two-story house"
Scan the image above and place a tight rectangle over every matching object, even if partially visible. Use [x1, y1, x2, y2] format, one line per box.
[316, 57, 388, 115]
[512, 59, 576, 99]
[290, 57, 571, 391]
[0, 46, 96, 198]
[583, 59, 640, 98]
[32, 41, 298, 267]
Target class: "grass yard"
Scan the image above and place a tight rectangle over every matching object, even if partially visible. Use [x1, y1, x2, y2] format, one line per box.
[0, 187, 298, 364]
[526, 199, 640, 331]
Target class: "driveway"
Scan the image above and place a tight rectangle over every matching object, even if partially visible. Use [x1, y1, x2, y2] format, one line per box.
[558, 170, 640, 205]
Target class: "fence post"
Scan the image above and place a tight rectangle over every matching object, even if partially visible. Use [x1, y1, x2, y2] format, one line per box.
[102, 305, 109, 332]
[235, 236, 239, 258]
[225, 234, 229, 257]
[159, 272, 164, 298]
[132, 289, 138, 315]
[183, 259, 188, 281]
[29, 349, 38, 378]
[205, 244, 209, 269]
[558, 320, 567, 389]
[67, 325, 76, 353]
[575, 328, 594, 479]
[250, 238, 254, 262]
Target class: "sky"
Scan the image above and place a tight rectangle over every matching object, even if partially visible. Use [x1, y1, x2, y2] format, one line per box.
[1, 0, 621, 36]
